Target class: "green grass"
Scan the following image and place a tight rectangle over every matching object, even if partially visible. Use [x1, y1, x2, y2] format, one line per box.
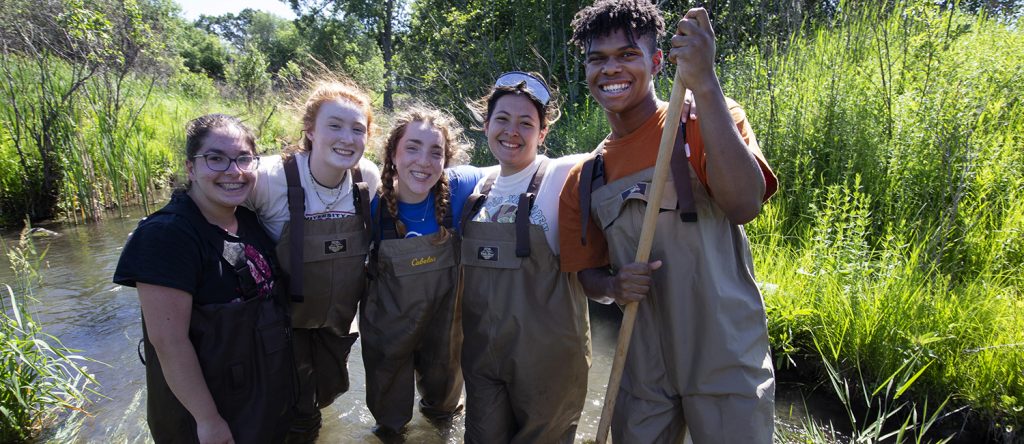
[0, 223, 97, 442]
[714, 1, 1024, 440]
[0, 56, 297, 226]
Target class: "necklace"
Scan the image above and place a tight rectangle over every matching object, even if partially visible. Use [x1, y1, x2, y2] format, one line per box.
[308, 156, 345, 210]
[400, 200, 431, 223]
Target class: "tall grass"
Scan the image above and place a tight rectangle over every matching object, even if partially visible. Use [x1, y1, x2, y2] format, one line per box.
[0, 222, 96, 442]
[0, 55, 297, 227]
[719, 1, 1024, 437]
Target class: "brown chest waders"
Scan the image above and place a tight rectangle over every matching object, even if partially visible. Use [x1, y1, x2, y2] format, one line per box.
[140, 206, 296, 444]
[459, 160, 591, 444]
[276, 156, 371, 435]
[579, 145, 775, 443]
[360, 206, 464, 432]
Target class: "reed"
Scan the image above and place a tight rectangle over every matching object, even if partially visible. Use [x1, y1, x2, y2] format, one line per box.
[719, 0, 1023, 438]
[0, 222, 97, 442]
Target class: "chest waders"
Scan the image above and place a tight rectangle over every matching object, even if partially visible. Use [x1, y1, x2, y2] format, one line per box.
[139, 206, 296, 444]
[277, 156, 371, 437]
[579, 142, 775, 443]
[459, 160, 591, 444]
[360, 205, 464, 433]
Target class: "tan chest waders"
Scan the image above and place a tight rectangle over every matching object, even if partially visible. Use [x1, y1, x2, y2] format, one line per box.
[359, 206, 464, 433]
[276, 156, 370, 436]
[580, 146, 775, 443]
[140, 204, 295, 443]
[459, 160, 591, 444]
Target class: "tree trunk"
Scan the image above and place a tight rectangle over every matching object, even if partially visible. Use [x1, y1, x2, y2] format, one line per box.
[382, 0, 394, 111]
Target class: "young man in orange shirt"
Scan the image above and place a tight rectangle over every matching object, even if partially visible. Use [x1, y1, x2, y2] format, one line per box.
[558, 1, 778, 442]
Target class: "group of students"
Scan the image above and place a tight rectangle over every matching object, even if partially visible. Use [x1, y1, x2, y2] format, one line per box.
[113, 1, 779, 443]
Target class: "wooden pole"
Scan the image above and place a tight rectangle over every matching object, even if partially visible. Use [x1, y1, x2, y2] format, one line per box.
[595, 66, 688, 444]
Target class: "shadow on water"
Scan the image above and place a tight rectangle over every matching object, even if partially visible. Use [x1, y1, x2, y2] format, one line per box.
[1, 210, 848, 443]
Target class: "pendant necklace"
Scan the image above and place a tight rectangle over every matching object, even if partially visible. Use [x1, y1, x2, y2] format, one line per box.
[401, 199, 431, 223]
[309, 157, 345, 210]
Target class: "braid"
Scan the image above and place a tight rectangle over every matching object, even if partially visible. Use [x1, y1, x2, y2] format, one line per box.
[431, 171, 452, 245]
[379, 161, 407, 238]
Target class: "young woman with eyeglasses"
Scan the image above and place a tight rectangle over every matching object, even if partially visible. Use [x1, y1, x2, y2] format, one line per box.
[114, 114, 295, 444]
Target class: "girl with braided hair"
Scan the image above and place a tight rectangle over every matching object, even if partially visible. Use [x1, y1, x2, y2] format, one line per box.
[361, 104, 483, 438]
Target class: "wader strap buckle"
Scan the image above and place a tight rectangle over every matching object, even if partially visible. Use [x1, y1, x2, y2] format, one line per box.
[283, 156, 306, 302]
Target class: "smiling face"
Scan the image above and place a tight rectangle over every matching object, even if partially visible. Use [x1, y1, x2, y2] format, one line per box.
[306, 99, 369, 174]
[186, 126, 256, 212]
[585, 28, 662, 134]
[393, 120, 446, 203]
[485, 93, 548, 176]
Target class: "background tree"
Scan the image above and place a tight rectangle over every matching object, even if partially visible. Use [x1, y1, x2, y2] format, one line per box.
[286, 0, 403, 109]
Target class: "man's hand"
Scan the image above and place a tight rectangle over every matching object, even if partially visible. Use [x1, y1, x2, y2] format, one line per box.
[578, 261, 663, 305]
[610, 260, 663, 305]
[668, 8, 718, 95]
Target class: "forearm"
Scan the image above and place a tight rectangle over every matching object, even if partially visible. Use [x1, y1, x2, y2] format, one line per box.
[139, 284, 227, 434]
[690, 79, 765, 223]
[578, 267, 617, 304]
[150, 338, 223, 423]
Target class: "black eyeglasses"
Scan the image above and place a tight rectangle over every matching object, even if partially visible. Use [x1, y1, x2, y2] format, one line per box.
[192, 153, 260, 172]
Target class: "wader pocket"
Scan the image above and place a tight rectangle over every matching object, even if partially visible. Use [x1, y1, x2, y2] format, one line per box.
[388, 246, 456, 277]
[594, 180, 678, 231]
[461, 238, 521, 269]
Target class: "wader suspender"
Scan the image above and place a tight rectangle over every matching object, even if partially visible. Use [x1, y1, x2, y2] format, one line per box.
[459, 159, 549, 258]
[579, 120, 697, 246]
[137, 204, 267, 365]
[283, 157, 372, 302]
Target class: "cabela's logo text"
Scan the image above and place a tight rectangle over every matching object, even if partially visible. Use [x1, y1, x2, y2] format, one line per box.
[411, 256, 437, 267]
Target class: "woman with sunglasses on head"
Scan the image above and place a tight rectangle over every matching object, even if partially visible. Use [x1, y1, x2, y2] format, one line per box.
[246, 78, 380, 442]
[114, 114, 294, 443]
[458, 72, 592, 444]
[360, 104, 483, 438]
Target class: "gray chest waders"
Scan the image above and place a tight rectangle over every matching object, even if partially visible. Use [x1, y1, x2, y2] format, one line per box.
[577, 125, 775, 443]
[139, 205, 296, 444]
[458, 160, 591, 444]
[276, 156, 370, 430]
[359, 203, 464, 431]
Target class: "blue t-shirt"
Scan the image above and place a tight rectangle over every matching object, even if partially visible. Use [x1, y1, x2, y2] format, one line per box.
[371, 165, 484, 239]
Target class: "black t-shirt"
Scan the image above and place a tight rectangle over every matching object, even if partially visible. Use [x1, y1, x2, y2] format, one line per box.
[113, 192, 278, 305]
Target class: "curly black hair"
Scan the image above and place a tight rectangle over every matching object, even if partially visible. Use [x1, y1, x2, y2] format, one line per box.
[569, 0, 666, 54]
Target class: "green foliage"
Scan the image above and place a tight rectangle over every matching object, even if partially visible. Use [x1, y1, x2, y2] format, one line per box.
[226, 43, 272, 109]
[725, 1, 1024, 437]
[0, 223, 97, 442]
[179, 25, 230, 80]
[196, 9, 307, 75]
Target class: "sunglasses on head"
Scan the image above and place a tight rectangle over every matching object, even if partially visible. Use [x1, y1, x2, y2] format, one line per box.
[494, 71, 551, 105]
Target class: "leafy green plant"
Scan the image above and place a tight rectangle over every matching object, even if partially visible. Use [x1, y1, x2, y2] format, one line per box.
[0, 222, 97, 442]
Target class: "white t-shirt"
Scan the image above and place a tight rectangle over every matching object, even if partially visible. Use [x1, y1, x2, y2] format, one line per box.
[246, 152, 381, 241]
[472, 154, 588, 255]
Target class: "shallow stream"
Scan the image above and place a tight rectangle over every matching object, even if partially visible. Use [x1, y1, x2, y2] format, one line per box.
[0, 211, 835, 443]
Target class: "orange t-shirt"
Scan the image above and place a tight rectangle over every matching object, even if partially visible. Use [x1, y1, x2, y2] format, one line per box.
[558, 100, 777, 273]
